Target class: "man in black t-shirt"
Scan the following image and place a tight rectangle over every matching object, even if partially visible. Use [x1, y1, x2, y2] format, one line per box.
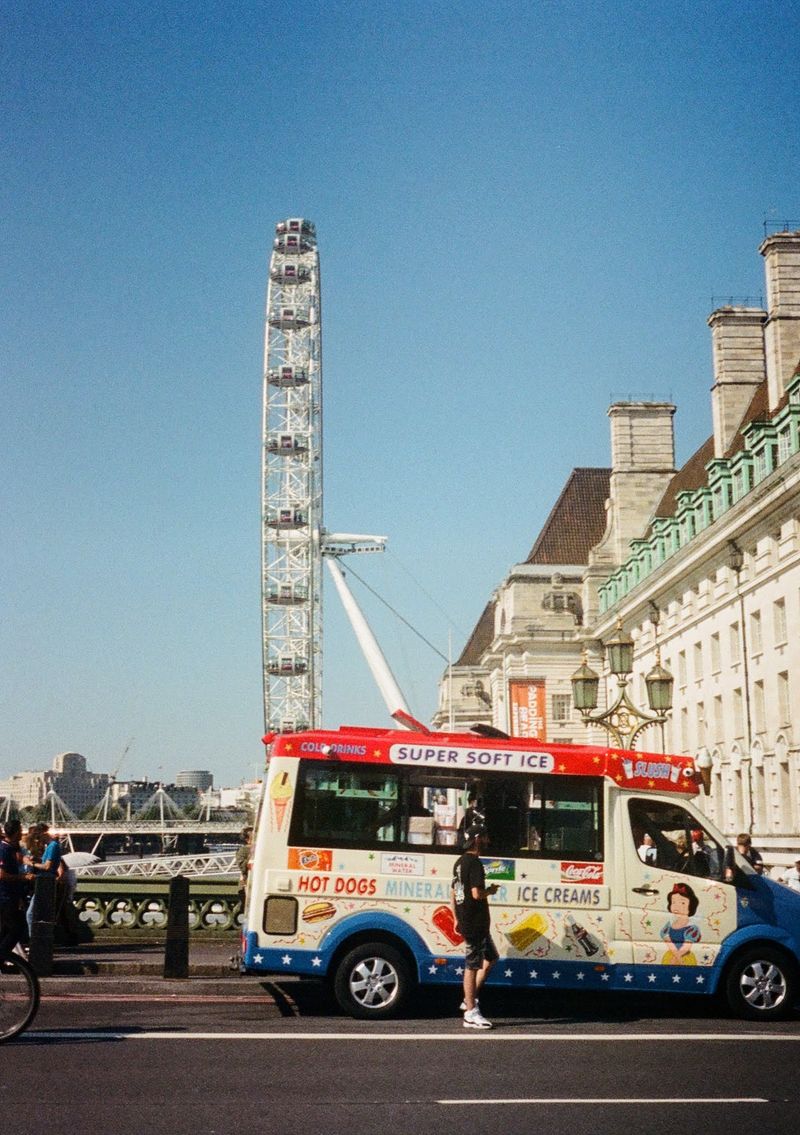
[451, 819, 498, 1029]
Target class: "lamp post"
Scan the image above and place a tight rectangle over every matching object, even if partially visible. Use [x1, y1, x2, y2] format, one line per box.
[571, 619, 674, 749]
[728, 540, 755, 833]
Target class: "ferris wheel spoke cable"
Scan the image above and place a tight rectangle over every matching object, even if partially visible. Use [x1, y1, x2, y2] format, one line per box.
[337, 559, 449, 664]
[385, 549, 469, 640]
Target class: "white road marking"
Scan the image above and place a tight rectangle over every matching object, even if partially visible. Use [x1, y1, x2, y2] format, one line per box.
[20, 1030, 800, 1042]
[438, 1097, 768, 1105]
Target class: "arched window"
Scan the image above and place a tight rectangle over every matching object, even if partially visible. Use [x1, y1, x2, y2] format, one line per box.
[729, 745, 744, 833]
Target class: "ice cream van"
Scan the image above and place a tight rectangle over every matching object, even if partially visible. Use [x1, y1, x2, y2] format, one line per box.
[241, 724, 800, 1021]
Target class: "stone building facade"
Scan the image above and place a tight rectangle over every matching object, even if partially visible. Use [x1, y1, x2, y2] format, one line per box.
[0, 752, 110, 815]
[435, 229, 800, 869]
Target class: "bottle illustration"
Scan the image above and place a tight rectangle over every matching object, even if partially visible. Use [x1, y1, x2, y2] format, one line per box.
[564, 913, 601, 957]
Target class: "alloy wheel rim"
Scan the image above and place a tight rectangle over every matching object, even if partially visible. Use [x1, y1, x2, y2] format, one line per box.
[740, 960, 786, 1011]
[349, 956, 399, 1009]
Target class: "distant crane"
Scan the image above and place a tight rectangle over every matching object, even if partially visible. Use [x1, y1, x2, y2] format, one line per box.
[92, 737, 134, 832]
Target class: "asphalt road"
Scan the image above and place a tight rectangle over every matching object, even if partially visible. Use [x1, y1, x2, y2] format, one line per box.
[4, 978, 798, 1135]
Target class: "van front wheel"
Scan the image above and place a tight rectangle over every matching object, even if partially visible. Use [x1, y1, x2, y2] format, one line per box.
[724, 947, 797, 1021]
[333, 942, 412, 1019]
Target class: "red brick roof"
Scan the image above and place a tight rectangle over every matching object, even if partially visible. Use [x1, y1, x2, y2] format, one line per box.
[455, 468, 611, 666]
[525, 468, 612, 565]
[456, 600, 496, 666]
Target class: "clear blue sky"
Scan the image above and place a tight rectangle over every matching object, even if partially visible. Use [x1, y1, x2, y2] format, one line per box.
[3, 1, 798, 786]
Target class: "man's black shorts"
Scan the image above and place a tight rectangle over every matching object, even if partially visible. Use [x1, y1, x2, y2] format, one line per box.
[464, 932, 499, 970]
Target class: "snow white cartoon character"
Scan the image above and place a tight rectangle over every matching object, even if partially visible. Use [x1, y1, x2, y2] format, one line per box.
[660, 881, 701, 965]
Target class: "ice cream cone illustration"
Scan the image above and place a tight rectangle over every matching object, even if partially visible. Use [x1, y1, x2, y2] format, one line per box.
[270, 771, 293, 831]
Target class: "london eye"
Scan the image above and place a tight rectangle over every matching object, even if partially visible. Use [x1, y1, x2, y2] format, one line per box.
[261, 218, 322, 733]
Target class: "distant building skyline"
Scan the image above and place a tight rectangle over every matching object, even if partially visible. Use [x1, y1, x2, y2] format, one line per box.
[0, 751, 253, 815]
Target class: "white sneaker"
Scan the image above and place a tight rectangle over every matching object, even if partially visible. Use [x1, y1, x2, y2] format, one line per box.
[463, 1007, 492, 1030]
[459, 997, 478, 1012]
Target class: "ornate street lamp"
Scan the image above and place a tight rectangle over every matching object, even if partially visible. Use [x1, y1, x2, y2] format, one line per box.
[571, 619, 674, 749]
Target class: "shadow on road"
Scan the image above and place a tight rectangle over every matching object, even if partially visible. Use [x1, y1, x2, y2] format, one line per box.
[259, 977, 737, 1024]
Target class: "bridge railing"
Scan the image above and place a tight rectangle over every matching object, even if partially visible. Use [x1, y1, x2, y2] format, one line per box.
[75, 852, 237, 879]
[73, 877, 242, 936]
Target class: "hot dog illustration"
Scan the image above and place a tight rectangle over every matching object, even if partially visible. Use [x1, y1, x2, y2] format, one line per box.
[301, 900, 336, 924]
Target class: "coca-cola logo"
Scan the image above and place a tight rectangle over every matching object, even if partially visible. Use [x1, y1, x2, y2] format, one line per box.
[561, 861, 603, 883]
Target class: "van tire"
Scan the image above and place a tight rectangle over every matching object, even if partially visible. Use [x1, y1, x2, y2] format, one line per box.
[332, 941, 412, 1019]
[724, 946, 797, 1021]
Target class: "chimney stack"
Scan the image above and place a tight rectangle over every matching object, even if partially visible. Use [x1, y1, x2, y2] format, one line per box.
[759, 230, 800, 409]
[601, 402, 676, 564]
[707, 306, 766, 457]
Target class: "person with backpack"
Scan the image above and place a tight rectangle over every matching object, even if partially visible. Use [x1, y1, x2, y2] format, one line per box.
[451, 818, 499, 1030]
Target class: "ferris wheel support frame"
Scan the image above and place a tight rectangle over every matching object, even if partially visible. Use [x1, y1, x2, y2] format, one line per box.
[262, 220, 420, 734]
[261, 218, 322, 734]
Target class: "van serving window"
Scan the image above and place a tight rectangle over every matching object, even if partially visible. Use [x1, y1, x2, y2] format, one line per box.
[288, 759, 602, 858]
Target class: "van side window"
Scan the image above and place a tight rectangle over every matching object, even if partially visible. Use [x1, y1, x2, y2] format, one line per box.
[290, 763, 402, 846]
[288, 763, 462, 850]
[628, 798, 725, 880]
[483, 775, 603, 861]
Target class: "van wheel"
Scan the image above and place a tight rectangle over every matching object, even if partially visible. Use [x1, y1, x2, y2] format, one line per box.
[724, 947, 797, 1020]
[333, 942, 412, 1019]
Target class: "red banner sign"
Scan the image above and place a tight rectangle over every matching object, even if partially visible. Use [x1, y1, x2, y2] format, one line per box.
[509, 680, 547, 740]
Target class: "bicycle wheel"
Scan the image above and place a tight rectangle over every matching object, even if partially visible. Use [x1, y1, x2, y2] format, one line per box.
[0, 952, 40, 1042]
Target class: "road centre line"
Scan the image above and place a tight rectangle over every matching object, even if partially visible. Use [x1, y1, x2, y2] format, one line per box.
[438, 1097, 768, 1106]
[42, 994, 270, 1003]
[22, 1030, 800, 1042]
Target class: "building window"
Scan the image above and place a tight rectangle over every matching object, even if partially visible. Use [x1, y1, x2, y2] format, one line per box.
[693, 642, 703, 683]
[749, 610, 762, 655]
[697, 702, 706, 747]
[773, 598, 787, 646]
[778, 671, 791, 726]
[732, 688, 744, 739]
[710, 632, 720, 674]
[753, 680, 766, 735]
[713, 695, 723, 743]
[680, 707, 689, 752]
[729, 622, 741, 666]
[551, 694, 571, 723]
[678, 650, 687, 687]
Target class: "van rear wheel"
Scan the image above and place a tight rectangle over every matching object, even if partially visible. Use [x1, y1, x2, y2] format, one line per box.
[333, 942, 412, 1019]
[724, 946, 797, 1021]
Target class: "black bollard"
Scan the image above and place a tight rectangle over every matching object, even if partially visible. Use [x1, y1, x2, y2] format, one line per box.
[163, 874, 190, 978]
[29, 873, 56, 977]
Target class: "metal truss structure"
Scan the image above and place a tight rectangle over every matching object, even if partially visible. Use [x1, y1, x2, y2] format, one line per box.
[261, 218, 322, 733]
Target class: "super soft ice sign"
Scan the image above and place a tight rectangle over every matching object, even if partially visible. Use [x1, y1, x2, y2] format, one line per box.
[389, 744, 555, 773]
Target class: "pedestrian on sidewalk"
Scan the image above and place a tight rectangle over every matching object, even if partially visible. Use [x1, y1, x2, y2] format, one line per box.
[736, 833, 764, 874]
[451, 819, 499, 1030]
[779, 857, 800, 893]
[22, 822, 47, 940]
[236, 826, 253, 912]
[0, 819, 34, 955]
